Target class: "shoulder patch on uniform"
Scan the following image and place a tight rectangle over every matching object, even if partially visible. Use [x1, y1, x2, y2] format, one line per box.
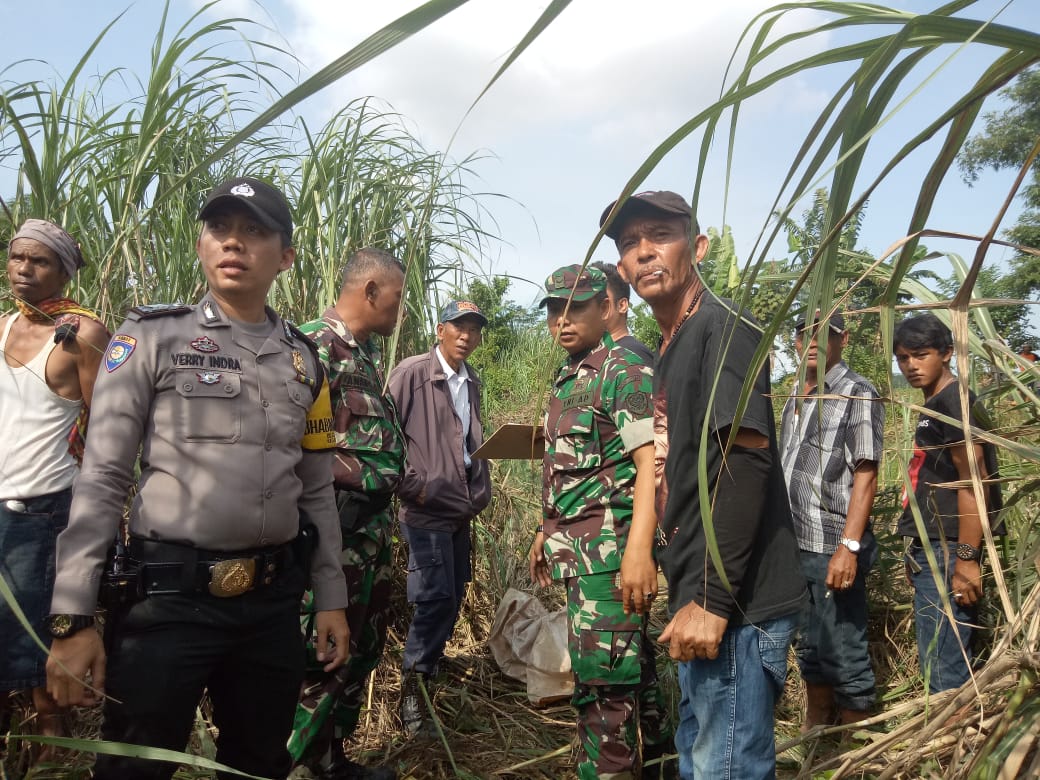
[626, 391, 650, 416]
[127, 303, 192, 321]
[105, 334, 137, 372]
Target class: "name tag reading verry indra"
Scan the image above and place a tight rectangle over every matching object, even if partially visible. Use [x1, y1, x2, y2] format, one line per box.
[170, 353, 242, 372]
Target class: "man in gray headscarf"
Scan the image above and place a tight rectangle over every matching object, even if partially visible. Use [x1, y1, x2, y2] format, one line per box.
[0, 218, 109, 760]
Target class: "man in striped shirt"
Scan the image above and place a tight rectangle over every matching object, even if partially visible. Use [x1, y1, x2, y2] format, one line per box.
[780, 312, 884, 732]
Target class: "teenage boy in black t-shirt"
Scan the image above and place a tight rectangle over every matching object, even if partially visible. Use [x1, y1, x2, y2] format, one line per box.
[894, 313, 1003, 693]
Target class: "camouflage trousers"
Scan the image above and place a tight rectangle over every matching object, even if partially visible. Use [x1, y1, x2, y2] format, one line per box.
[565, 572, 674, 780]
[288, 509, 394, 764]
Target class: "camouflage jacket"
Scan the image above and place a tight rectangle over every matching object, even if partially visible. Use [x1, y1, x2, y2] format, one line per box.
[541, 334, 654, 578]
[299, 307, 405, 495]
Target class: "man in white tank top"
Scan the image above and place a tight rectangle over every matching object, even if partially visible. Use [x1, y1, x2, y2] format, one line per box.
[0, 219, 109, 757]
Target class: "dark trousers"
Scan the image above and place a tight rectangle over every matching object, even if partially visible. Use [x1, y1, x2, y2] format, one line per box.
[94, 566, 306, 780]
[0, 488, 71, 690]
[400, 523, 471, 676]
[794, 540, 877, 711]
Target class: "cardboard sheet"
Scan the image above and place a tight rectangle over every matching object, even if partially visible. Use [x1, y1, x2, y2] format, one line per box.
[472, 423, 545, 460]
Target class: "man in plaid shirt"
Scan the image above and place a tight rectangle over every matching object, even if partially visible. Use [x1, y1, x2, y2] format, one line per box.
[780, 312, 884, 731]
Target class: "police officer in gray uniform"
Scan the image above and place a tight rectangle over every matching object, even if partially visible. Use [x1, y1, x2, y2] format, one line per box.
[45, 177, 350, 780]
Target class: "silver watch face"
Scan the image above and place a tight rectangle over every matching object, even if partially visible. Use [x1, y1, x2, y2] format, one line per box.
[843, 538, 861, 553]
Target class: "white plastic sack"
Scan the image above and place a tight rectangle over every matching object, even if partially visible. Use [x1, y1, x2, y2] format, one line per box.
[489, 587, 573, 705]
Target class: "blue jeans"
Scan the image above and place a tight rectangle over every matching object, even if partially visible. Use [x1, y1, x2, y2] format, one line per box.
[794, 538, 876, 711]
[0, 488, 71, 691]
[909, 540, 975, 693]
[674, 612, 797, 780]
[401, 523, 471, 676]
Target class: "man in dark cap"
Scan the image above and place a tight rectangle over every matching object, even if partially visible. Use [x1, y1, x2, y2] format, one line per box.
[529, 263, 674, 779]
[0, 218, 109, 757]
[388, 300, 492, 737]
[603, 190, 806, 780]
[46, 177, 350, 780]
[780, 311, 884, 730]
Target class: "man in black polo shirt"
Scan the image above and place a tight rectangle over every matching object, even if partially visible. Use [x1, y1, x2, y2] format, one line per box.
[602, 190, 806, 780]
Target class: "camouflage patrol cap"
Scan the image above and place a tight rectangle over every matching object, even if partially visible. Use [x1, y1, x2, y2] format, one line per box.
[539, 264, 607, 308]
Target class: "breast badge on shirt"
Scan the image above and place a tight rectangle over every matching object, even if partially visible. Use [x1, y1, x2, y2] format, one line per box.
[197, 371, 222, 385]
[105, 334, 137, 373]
[190, 336, 220, 353]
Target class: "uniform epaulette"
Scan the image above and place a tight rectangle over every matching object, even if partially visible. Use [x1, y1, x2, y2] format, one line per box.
[126, 303, 192, 321]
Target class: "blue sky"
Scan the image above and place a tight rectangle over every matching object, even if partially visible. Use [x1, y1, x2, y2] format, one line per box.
[0, 0, 1034, 315]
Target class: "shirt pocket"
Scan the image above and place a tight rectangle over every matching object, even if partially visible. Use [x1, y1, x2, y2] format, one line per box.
[278, 378, 313, 446]
[345, 392, 398, 455]
[175, 372, 242, 442]
[551, 411, 602, 472]
[549, 411, 601, 521]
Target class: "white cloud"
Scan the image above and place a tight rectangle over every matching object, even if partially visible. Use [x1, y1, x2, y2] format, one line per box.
[274, 0, 831, 151]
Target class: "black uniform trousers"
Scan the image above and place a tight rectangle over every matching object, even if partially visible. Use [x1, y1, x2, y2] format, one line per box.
[94, 565, 307, 780]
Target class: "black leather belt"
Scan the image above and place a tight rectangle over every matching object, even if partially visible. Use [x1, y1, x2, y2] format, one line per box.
[129, 536, 295, 598]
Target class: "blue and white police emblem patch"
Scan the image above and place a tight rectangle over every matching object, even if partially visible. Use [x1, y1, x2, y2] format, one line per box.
[190, 336, 220, 353]
[197, 371, 222, 385]
[105, 334, 137, 373]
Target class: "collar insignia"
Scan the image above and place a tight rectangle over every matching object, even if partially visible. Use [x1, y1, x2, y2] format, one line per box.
[202, 300, 219, 323]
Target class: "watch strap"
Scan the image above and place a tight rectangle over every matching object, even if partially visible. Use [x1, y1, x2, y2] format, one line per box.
[956, 543, 981, 562]
[47, 613, 96, 639]
[839, 536, 861, 553]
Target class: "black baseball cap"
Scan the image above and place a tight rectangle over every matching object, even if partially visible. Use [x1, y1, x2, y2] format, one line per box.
[198, 177, 293, 238]
[599, 190, 696, 240]
[795, 310, 846, 335]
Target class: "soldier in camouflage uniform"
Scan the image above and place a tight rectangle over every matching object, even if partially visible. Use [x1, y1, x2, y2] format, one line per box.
[529, 264, 675, 780]
[290, 248, 407, 780]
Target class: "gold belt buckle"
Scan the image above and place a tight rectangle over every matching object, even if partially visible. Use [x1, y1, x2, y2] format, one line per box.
[208, 558, 256, 597]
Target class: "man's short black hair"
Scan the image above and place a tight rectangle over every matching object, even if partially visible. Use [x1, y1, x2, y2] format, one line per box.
[893, 313, 953, 354]
[590, 261, 630, 304]
[341, 247, 405, 286]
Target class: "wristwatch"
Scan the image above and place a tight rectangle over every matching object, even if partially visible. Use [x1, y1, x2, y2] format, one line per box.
[46, 614, 96, 639]
[839, 536, 861, 554]
[956, 543, 981, 562]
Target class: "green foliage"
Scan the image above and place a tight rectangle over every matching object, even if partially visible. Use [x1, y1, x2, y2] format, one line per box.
[630, 301, 662, 350]
[0, 5, 495, 366]
[459, 275, 550, 426]
[939, 265, 1033, 350]
[958, 65, 1040, 323]
[701, 224, 741, 296]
